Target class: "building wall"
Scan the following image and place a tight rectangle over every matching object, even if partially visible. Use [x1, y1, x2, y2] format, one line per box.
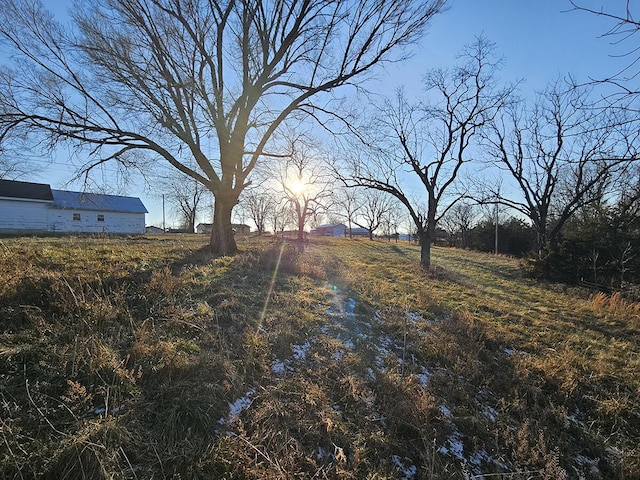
[0, 198, 51, 232]
[49, 209, 146, 234]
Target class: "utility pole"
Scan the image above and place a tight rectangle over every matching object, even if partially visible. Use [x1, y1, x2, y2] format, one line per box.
[162, 194, 166, 233]
[494, 201, 498, 255]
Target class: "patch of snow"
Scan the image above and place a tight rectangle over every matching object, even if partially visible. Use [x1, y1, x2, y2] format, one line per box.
[481, 404, 499, 422]
[438, 432, 465, 462]
[439, 404, 453, 418]
[366, 368, 377, 381]
[271, 359, 290, 374]
[343, 338, 355, 350]
[292, 341, 311, 360]
[468, 449, 493, 468]
[345, 298, 357, 316]
[218, 389, 255, 425]
[417, 366, 432, 386]
[392, 455, 417, 480]
[574, 455, 601, 478]
[320, 325, 330, 334]
[504, 347, 514, 356]
[317, 446, 330, 461]
[406, 311, 422, 323]
[332, 350, 345, 361]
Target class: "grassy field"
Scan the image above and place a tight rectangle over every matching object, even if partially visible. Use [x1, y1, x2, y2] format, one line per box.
[0, 235, 638, 479]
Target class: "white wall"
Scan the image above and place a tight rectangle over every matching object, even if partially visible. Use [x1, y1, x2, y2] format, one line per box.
[49, 210, 145, 234]
[0, 199, 145, 234]
[0, 198, 51, 231]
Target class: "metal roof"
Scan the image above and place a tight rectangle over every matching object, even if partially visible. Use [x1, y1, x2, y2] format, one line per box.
[51, 190, 148, 214]
[0, 179, 53, 201]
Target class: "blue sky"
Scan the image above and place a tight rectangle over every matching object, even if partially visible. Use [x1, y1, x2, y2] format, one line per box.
[7, 1, 631, 227]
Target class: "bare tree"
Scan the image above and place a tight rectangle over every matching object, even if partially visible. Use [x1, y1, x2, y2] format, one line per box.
[333, 186, 362, 239]
[341, 37, 513, 267]
[279, 137, 332, 241]
[0, 0, 447, 255]
[238, 187, 276, 236]
[483, 81, 638, 252]
[354, 189, 393, 240]
[570, 1, 640, 96]
[440, 200, 477, 247]
[270, 199, 293, 239]
[157, 171, 207, 232]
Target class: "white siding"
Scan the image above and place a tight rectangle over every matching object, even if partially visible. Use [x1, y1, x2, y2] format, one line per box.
[0, 198, 51, 231]
[49, 210, 145, 234]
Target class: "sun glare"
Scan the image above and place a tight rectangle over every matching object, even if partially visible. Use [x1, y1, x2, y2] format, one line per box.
[290, 179, 306, 195]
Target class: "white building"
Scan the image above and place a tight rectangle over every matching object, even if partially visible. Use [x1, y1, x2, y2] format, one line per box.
[311, 223, 347, 237]
[0, 179, 148, 234]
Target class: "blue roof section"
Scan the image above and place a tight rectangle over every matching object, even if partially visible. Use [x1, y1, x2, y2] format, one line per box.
[51, 190, 148, 214]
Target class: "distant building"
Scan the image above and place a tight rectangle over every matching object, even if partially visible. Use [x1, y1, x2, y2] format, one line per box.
[196, 223, 251, 235]
[346, 226, 371, 238]
[0, 179, 147, 234]
[145, 226, 164, 235]
[311, 223, 347, 237]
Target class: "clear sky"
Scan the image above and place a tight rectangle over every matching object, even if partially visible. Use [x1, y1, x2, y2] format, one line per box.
[5, 0, 631, 228]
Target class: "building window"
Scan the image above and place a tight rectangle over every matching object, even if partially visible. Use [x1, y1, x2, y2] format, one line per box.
[72, 213, 81, 221]
[97, 214, 105, 222]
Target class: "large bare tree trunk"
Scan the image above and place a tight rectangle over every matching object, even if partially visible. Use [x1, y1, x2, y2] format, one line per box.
[419, 231, 432, 269]
[210, 198, 237, 255]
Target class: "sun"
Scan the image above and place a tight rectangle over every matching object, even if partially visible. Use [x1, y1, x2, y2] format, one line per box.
[290, 179, 306, 195]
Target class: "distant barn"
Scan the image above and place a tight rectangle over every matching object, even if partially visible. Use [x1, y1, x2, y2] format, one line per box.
[0, 179, 147, 234]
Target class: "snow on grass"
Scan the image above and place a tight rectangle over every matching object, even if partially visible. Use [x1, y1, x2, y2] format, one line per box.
[480, 404, 499, 422]
[439, 404, 453, 418]
[417, 366, 432, 386]
[343, 338, 355, 349]
[438, 431, 465, 462]
[271, 359, 290, 374]
[392, 455, 417, 480]
[292, 341, 311, 360]
[218, 389, 255, 425]
[332, 350, 345, 361]
[345, 297, 356, 316]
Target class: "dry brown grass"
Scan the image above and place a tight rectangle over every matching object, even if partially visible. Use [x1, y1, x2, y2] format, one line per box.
[0, 235, 638, 479]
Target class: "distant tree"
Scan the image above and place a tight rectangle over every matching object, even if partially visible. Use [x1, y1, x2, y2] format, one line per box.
[353, 189, 393, 240]
[0, 0, 447, 256]
[239, 187, 276, 236]
[158, 172, 207, 232]
[440, 201, 477, 248]
[279, 137, 332, 241]
[270, 200, 293, 239]
[342, 37, 513, 267]
[334, 187, 362, 239]
[482, 81, 637, 253]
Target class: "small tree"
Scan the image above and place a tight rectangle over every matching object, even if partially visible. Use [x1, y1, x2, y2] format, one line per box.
[334, 187, 362, 239]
